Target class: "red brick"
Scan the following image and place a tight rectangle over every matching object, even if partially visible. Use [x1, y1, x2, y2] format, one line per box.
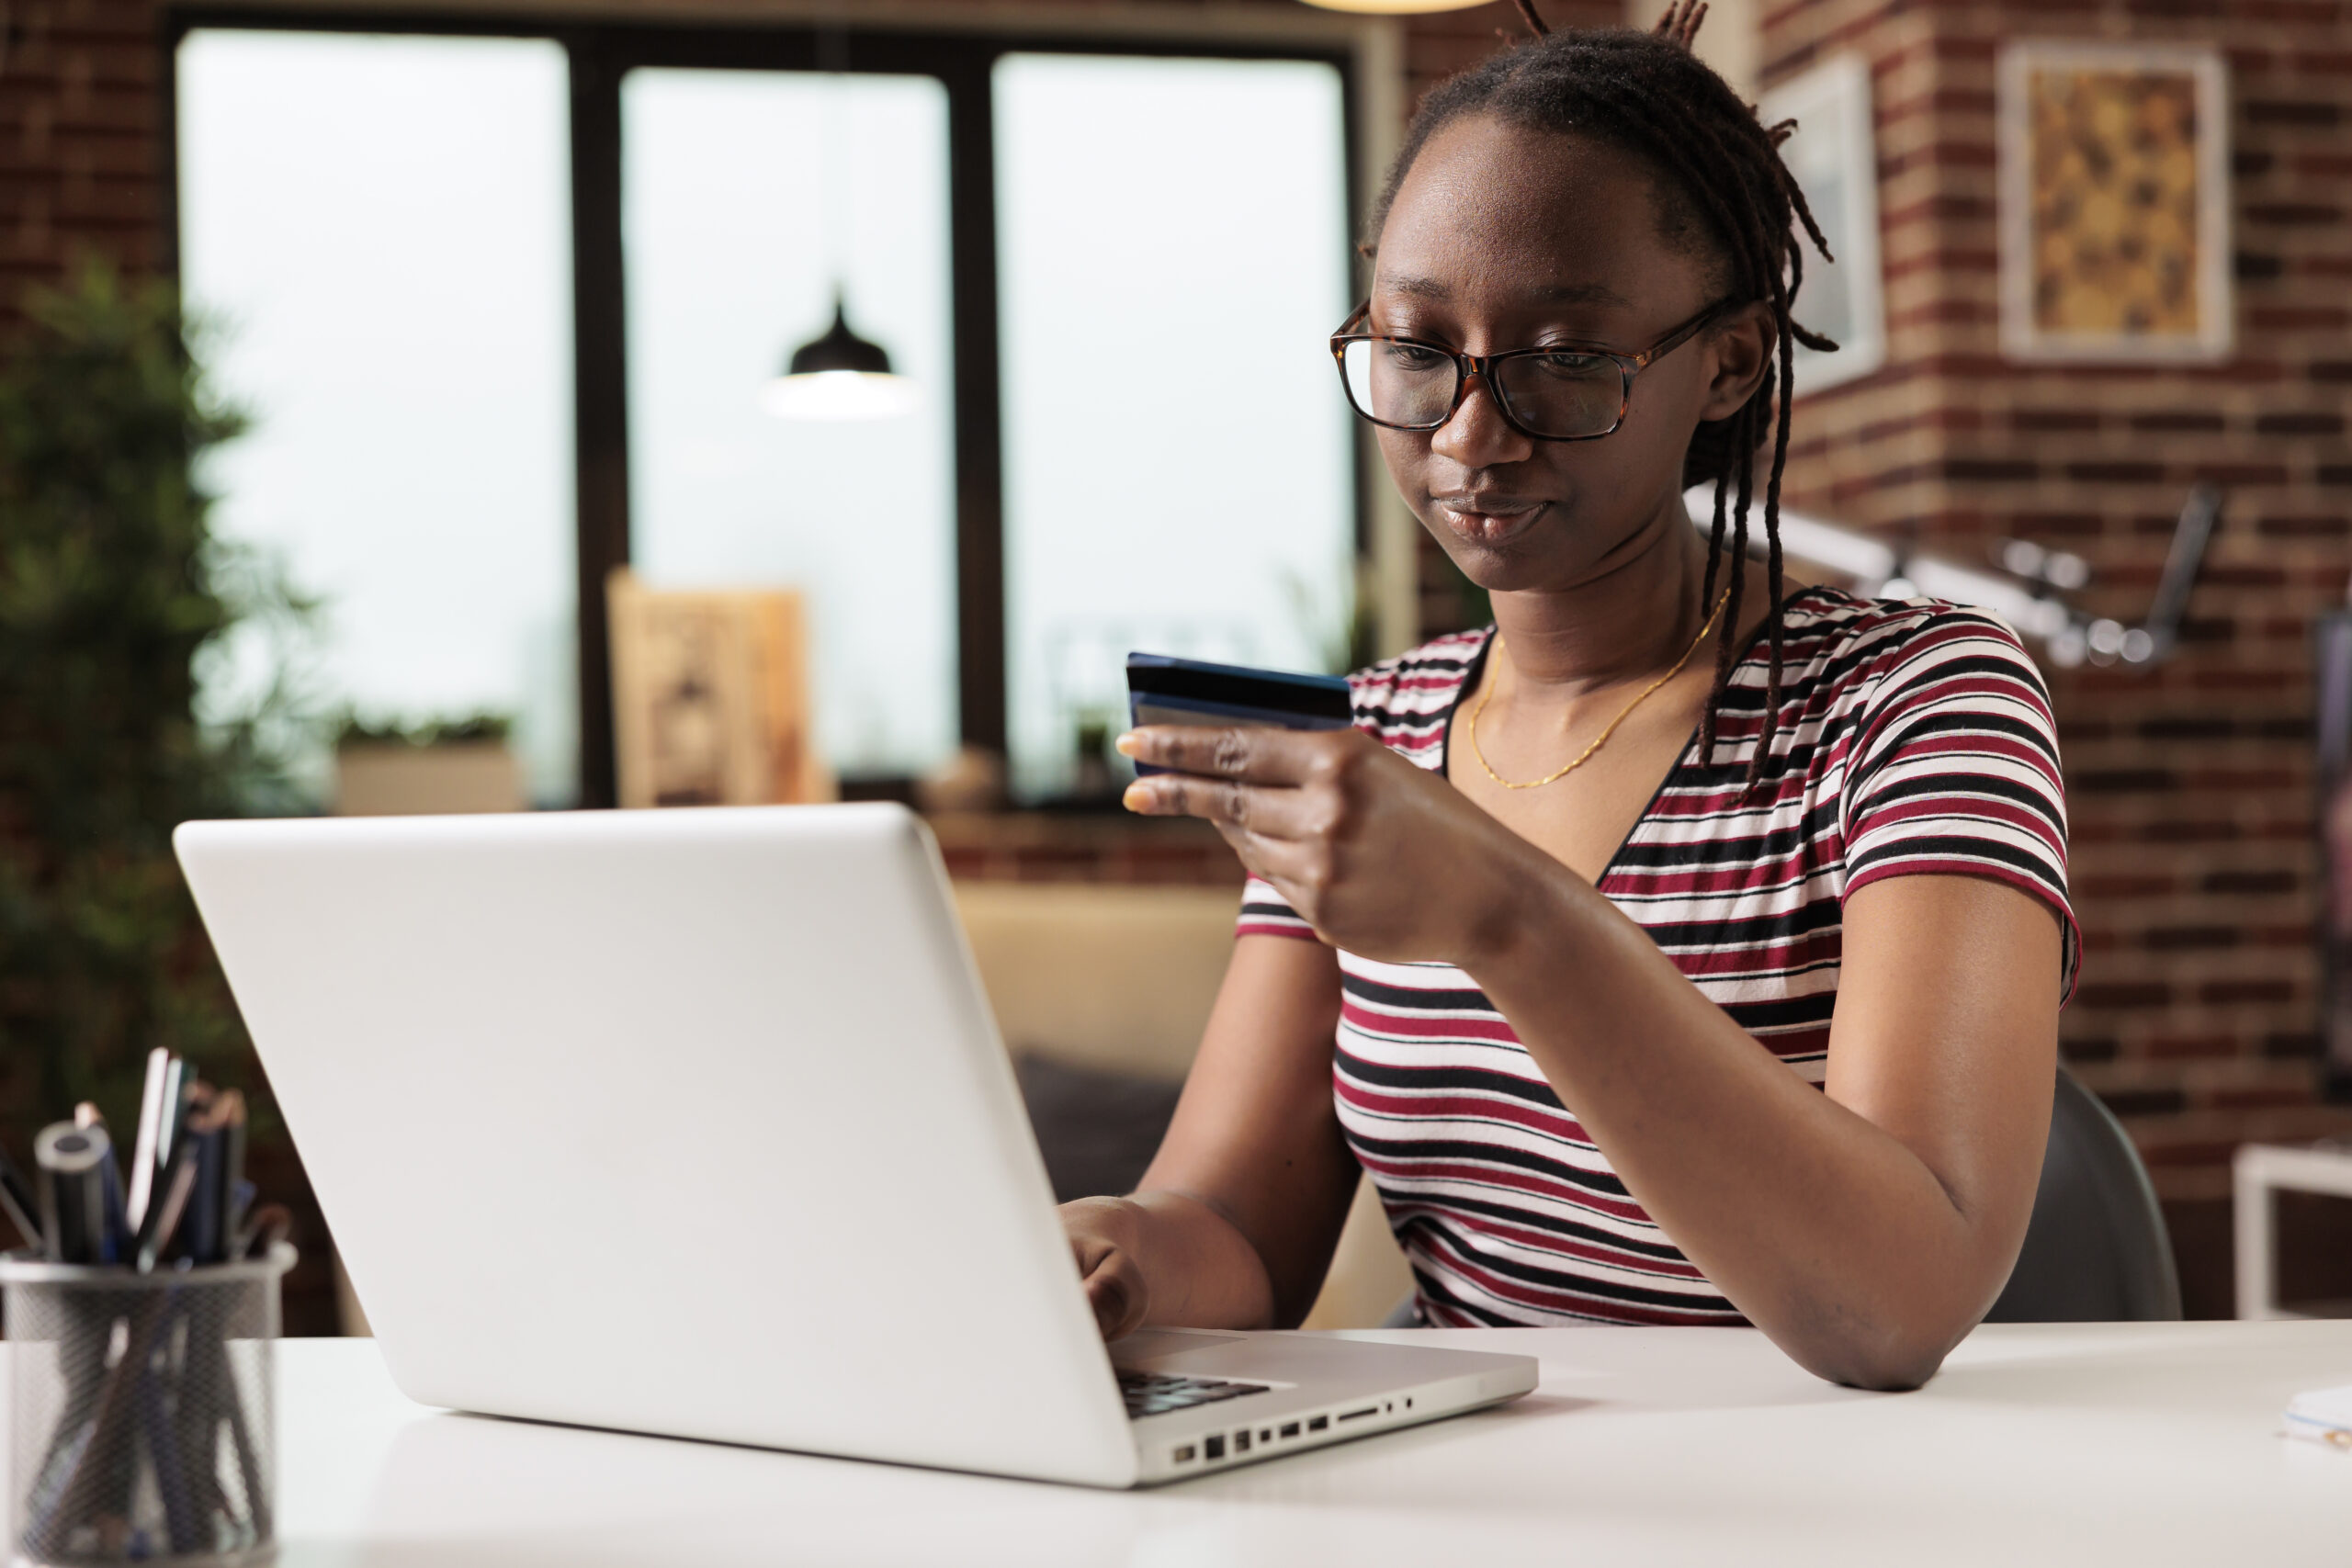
[2075, 982, 2174, 1009]
[2255, 412, 2346, 434]
[2143, 926, 2243, 951]
[2199, 979, 2301, 1004]
[2245, 99, 2343, 127]
[2131, 410, 2228, 433]
[2078, 874, 2177, 897]
[2250, 306, 2352, 330]
[2148, 1034, 2238, 1059]
[2139, 1139, 2241, 1168]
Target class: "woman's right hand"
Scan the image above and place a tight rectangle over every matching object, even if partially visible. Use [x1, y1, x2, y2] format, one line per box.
[1063, 1196, 1154, 1339]
[1052, 932, 1357, 1343]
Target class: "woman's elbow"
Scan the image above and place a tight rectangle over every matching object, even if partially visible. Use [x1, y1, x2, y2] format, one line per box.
[1779, 1303, 1974, 1393]
[1813, 1341, 1950, 1393]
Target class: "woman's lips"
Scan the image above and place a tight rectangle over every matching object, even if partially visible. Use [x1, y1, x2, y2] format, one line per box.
[1437, 498, 1549, 546]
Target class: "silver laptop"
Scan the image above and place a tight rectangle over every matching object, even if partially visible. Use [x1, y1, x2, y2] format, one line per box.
[174, 804, 1535, 1487]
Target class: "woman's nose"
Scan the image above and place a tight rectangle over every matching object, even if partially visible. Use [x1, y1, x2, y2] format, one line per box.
[1430, 368, 1534, 469]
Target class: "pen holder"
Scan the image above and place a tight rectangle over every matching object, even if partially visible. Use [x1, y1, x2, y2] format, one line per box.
[1, 1246, 293, 1567]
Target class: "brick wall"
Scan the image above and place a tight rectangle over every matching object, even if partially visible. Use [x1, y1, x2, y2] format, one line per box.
[1756, 0, 2352, 1312]
[0, 0, 165, 326]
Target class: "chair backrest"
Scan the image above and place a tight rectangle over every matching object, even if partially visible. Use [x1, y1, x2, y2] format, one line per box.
[1984, 1066, 2183, 1322]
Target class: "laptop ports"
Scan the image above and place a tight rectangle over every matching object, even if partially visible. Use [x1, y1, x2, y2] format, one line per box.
[1307, 1415, 1329, 1432]
[1204, 1435, 1226, 1461]
[1279, 1422, 1300, 1438]
[1233, 1429, 1252, 1453]
[1172, 1444, 1196, 1463]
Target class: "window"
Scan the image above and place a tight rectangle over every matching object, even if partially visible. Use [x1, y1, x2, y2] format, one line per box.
[170, 16, 1372, 806]
[176, 29, 578, 805]
[995, 54, 1354, 797]
[623, 68, 958, 780]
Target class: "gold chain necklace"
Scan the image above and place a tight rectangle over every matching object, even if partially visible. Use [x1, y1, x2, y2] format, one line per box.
[1465, 590, 1730, 791]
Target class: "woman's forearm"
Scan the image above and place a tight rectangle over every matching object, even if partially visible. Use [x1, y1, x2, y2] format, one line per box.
[1117, 1190, 1282, 1331]
[1464, 859, 2043, 1389]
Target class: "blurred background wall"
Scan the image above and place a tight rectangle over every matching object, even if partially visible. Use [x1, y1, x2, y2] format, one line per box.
[1, 0, 2346, 1317]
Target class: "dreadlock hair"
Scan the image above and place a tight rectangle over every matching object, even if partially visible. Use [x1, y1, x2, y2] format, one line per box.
[1364, 0, 1837, 789]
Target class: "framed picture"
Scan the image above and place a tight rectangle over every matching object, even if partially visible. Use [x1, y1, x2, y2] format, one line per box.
[1761, 54, 1885, 395]
[606, 571, 829, 809]
[1998, 41, 2232, 363]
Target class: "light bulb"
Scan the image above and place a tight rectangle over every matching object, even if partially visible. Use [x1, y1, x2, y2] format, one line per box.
[759, 370, 919, 422]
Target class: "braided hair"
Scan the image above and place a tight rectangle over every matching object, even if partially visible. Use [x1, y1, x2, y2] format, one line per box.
[1367, 0, 1837, 785]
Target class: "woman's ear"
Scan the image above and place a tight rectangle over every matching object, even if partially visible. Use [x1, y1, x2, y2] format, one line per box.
[1697, 302, 1776, 423]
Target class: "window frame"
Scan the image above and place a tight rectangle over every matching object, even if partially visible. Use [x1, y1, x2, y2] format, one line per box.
[162, 5, 1385, 807]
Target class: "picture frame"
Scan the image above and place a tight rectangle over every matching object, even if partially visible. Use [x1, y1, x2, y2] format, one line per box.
[605, 571, 829, 809]
[1997, 40, 2232, 364]
[1761, 54, 1886, 396]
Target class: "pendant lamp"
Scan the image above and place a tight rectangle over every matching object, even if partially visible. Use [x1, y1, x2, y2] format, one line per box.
[761, 24, 916, 423]
[760, 293, 916, 421]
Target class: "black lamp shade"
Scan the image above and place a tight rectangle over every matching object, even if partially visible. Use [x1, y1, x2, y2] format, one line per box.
[787, 300, 893, 377]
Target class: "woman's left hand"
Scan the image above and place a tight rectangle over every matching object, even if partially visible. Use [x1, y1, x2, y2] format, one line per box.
[1116, 725, 1532, 967]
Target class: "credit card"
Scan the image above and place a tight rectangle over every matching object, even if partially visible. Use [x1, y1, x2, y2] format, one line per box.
[1125, 654, 1353, 776]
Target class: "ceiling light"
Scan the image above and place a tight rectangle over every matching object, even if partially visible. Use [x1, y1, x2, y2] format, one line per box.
[762, 300, 916, 423]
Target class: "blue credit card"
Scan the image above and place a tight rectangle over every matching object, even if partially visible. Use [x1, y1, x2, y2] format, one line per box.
[1125, 653, 1353, 776]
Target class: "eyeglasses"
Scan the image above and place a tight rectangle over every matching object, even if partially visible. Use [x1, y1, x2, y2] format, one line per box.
[1329, 298, 1735, 443]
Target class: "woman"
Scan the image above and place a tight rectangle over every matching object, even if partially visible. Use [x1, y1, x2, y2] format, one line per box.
[1064, 7, 2075, 1391]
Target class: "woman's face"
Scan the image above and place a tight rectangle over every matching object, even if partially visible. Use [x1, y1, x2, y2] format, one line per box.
[1368, 113, 1770, 594]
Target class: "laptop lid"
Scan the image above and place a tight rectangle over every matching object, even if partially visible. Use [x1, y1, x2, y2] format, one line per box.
[175, 804, 1139, 1486]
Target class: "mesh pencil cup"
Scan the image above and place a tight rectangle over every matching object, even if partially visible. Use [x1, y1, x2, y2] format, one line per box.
[2, 1245, 293, 1567]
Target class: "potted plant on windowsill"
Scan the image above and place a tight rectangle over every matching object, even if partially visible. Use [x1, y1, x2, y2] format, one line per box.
[333, 712, 524, 816]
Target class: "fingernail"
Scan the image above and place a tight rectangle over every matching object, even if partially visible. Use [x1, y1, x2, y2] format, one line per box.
[1113, 731, 1140, 757]
[1122, 782, 1150, 812]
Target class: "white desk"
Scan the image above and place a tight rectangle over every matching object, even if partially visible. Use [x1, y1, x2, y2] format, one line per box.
[124, 1324, 2352, 1565]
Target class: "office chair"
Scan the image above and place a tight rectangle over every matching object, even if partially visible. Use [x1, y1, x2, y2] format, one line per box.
[1984, 1065, 2183, 1322]
[1380, 1065, 2183, 1328]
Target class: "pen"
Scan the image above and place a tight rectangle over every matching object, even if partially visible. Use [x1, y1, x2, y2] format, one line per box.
[127, 1047, 170, 1232]
[69, 1099, 120, 1258]
[134, 1141, 197, 1275]
[188, 1089, 248, 1266]
[184, 1111, 227, 1267]
[97, 1147, 127, 1265]
[132, 1084, 209, 1274]
[33, 1123, 112, 1266]
[153, 1057, 188, 1185]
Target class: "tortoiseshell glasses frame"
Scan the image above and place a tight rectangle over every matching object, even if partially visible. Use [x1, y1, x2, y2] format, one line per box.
[1328, 297, 1736, 443]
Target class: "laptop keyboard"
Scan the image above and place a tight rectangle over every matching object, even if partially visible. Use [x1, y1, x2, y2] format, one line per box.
[1118, 1370, 1272, 1420]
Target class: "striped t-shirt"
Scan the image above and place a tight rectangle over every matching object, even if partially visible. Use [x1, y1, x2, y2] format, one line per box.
[1239, 586, 2077, 1326]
